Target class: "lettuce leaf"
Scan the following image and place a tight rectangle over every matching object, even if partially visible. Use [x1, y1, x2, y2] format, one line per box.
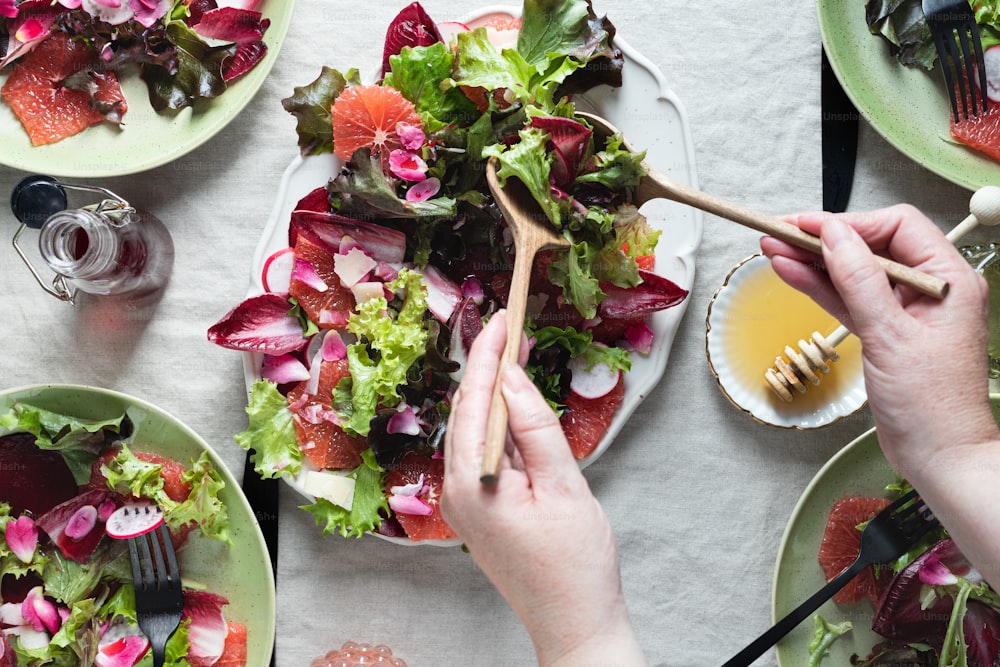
[142, 21, 235, 110]
[234, 379, 303, 479]
[338, 269, 430, 437]
[281, 66, 359, 156]
[102, 444, 231, 544]
[574, 133, 647, 190]
[384, 42, 478, 129]
[0, 402, 129, 485]
[330, 150, 457, 219]
[300, 449, 389, 538]
[807, 615, 853, 667]
[531, 325, 631, 372]
[0, 502, 48, 581]
[482, 126, 564, 225]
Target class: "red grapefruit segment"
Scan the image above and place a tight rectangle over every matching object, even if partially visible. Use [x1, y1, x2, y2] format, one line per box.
[286, 358, 366, 470]
[287, 234, 355, 329]
[560, 373, 625, 460]
[385, 452, 456, 542]
[817, 495, 892, 604]
[1, 32, 126, 145]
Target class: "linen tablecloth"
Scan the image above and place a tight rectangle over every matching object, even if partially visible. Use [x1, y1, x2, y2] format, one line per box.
[0, 1, 983, 665]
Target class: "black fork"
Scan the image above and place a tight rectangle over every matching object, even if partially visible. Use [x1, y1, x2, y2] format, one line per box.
[721, 490, 940, 667]
[129, 520, 184, 667]
[923, 0, 989, 122]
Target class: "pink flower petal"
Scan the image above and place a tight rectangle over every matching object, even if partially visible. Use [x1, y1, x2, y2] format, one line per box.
[624, 321, 655, 354]
[388, 493, 433, 516]
[261, 353, 311, 384]
[128, 0, 170, 28]
[64, 505, 98, 540]
[389, 473, 425, 497]
[22, 587, 60, 634]
[0, 0, 17, 19]
[387, 405, 421, 436]
[388, 150, 428, 182]
[5, 516, 38, 563]
[15, 18, 47, 42]
[396, 122, 426, 150]
[405, 177, 441, 203]
[320, 330, 347, 362]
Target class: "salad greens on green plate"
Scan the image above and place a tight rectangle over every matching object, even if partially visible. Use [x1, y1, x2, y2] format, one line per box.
[0, 384, 275, 666]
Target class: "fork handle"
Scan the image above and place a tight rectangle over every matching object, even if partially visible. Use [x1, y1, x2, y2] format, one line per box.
[720, 557, 869, 667]
[640, 170, 950, 300]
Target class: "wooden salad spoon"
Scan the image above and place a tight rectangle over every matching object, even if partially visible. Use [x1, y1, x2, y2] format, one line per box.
[480, 158, 571, 484]
[576, 111, 950, 300]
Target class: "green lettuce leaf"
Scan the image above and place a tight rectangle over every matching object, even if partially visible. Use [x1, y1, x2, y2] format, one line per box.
[300, 449, 390, 538]
[807, 615, 853, 667]
[482, 126, 564, 225]
[235, 379, 303, 479]
[574, 133, 647, 190]
[0, 402, 129, 485]
[384, 43, 478, 129]
[531, 325, 631, 372]
[337, 269, 430, 436]
[546, 238, 603, 319]
[102, 444, 231, 544]
[281, 66, 359, 156]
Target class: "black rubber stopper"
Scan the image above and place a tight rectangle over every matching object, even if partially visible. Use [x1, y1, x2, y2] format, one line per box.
[11, 175, 67, 229]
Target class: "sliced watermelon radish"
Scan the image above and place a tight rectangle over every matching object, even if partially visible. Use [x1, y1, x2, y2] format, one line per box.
[567, 349, 622, 399]
[981, 45, 1000, 103]
[261, 247, 295, 293]
[105, 504, 164, 539]
[435, 21, 469, 46]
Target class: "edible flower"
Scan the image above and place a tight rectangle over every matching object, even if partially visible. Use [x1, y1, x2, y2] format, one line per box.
[386, 404, 421, 436]
[22, 587, 60, 634]
[0, 0, 16, 18]
[388, 149, 429, 182]
[388, 474, 433, 516]
[395, 122, 426, 150]
[406, 177, 441, 203]
[128, 0, 171, 28]
[14, 18, 47, 42]
[5, 515, 38, 563]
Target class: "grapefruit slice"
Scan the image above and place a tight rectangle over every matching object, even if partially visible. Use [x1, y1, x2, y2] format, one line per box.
[1, 32, 126, 146]
[330, 84, 422, 162]
[287, 234, 355, 329]
[951, 101, 1000, 162]
[286, 358, 367, 470]
[213, 622, 248, 667]
[817, 495, 892, 604]
[559, 373, 625, 460]
[384, 452, 457, 542]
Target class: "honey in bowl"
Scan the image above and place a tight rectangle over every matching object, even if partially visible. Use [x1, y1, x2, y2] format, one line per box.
[706, 255, 867, 429]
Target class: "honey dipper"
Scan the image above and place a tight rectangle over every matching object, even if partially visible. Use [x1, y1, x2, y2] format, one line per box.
[765, 186, 1000, 402]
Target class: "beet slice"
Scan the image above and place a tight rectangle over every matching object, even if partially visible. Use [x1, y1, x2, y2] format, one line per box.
[0, 432, 78, 516]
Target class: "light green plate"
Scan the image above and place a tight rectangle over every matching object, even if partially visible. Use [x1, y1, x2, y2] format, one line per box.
[818, 0, 1000, 191]
[0, 384, 275, 666]
[772, 393, 1000, 664]
[0, 1, 295, 178]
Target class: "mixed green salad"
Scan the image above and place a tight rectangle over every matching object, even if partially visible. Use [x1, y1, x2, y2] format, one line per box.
[208, 0, 689, 542]
[0, 401, 242, 666]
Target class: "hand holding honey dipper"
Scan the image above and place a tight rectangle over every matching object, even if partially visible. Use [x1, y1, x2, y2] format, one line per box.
[763, 187, 1000, 401]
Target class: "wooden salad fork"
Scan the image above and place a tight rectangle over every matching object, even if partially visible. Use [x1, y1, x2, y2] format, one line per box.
[576, 112, 950, 300]
[721, 490, 940, 666]
[480, 158, 571, 484]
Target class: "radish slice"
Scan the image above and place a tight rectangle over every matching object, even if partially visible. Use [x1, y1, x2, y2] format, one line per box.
[436, 20, 469, 46]
[981, 45, 1000, 103]
[105, 504, 163, 539]
[567, 351, 622, 399]
[261, 247, 295, 293]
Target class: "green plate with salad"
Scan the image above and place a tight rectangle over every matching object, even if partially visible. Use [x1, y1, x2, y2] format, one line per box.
[818, 0, 1000, 191]
[0, 384, 275, 666]
[771, 394, 1000, 665]
[0, 0, 295, 178]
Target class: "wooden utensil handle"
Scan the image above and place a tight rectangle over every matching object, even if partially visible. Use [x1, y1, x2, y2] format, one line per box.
[643, 170, 950, 299]
[480, 245, 538, 484]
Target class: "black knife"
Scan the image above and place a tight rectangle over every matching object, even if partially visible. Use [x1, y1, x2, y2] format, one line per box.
[822, 47, 859, 213]
[241, 450, 278, 666]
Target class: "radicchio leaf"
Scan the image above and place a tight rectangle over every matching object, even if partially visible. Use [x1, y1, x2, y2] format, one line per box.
[381, 2, 442, 77]
[182, 590, 230, 666]
[597, 269, 688, 319]
[289, 210, 407, 264]
[529, 115, 593, 188]
[207, 293, 308, 354]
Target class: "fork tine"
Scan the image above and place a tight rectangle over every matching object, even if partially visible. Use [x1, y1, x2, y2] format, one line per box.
[933, 29, 962, 122]
[970, 20, 989, 115]
[956, 23, 982, 119]
[157, 523, 181, 587]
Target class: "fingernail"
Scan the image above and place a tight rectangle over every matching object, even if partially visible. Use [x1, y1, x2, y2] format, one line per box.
[822, 217, 854, 250]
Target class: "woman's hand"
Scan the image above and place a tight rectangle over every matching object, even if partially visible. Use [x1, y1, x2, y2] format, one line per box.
[761, 206, 1000, 589]
[441, 311, 645, 667]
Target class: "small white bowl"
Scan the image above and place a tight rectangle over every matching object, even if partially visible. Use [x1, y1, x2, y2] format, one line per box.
[705, 255, 868, 429]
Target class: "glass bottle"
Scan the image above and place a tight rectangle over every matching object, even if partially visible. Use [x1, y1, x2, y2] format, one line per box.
[960, 243, 1000, 379]
[36, 202, 173, 301]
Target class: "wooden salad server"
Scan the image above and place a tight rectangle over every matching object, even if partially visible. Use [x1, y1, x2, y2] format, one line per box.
[576, 111, 950, 300]
[480, 158, 571, 484]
